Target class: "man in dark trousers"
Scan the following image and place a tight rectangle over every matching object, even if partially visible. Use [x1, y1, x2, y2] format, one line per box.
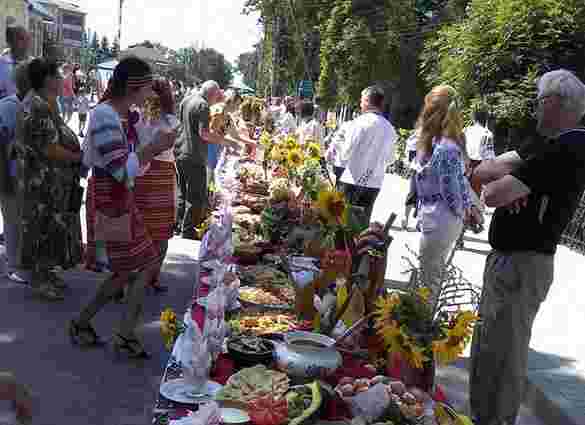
[469, 69, 585, 425]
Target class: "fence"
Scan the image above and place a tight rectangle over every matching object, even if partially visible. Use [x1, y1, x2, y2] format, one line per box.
[560, 191, 585, 255]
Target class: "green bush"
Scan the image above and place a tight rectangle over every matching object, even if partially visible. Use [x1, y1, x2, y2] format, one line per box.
[421, 0, 585, 131]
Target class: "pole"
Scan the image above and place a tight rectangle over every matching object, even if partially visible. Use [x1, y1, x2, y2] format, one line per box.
[118, 0, 123, 57]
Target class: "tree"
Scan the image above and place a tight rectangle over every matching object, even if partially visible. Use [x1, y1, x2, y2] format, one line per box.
[421, 0, 585, 138]
[236, 50, 259, 89]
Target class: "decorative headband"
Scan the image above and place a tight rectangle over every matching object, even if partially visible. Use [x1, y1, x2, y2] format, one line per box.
[127, 75, 153, 88]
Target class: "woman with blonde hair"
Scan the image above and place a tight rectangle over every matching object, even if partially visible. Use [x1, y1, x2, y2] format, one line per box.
[413, 85, 474, 306]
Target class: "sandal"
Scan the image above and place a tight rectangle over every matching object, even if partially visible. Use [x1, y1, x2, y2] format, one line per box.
[112, 333, 150, 359]
[68, 320, 104, 347]
[34, 283, 64, 301]
[149, 281, 168, 294]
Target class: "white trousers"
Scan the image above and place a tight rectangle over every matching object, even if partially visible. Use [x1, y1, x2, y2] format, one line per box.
[418, 215, 463, 307]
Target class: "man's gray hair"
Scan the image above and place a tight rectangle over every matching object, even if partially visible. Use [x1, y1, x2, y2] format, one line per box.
[200, 80, 220, 100]
[537, 69, 585, 119]
[361, 85, 385, 108]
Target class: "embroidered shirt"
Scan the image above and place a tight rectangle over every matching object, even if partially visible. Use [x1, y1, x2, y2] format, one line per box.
[340, 112, 397, 189]
[415, 138, 471, 219]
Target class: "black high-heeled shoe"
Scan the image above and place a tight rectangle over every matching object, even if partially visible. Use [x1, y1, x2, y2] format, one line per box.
[112, 333, 150, 359]
[69, 320, 104, 347]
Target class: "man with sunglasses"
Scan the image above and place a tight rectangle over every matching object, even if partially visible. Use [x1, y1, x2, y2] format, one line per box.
[469, 69, 585, 425]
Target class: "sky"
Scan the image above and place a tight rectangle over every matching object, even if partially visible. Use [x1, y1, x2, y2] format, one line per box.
[80, 0, 262, 63]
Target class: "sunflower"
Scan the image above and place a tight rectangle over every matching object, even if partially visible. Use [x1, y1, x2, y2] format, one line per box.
[306, 142, 321, 160]
[287, 149, 304, 168]
[160, 308, 182, 350]
[316, 189, 347, 224]
[432, 338, 463, 365]
[449, 311, 479, 338]
[270, 147, 285, 162]
[406, 344, 430, 369]
[285, 135, 300, 150]
[259, 131, 273, 147]
[416, 287, 432, 302]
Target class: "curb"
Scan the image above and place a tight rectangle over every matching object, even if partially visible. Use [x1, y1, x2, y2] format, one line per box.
[525, 369, 585, 425]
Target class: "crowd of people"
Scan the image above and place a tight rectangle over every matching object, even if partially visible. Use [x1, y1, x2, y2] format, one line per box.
[2, 20, 585, 425]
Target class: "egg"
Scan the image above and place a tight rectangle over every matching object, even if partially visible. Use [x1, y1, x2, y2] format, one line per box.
[401, 392, 417, 405]
[408, 387, 428, 403]
[389, 381, 406, 396]
[338, 377, 354, 386]
[339, 384, 354, 397]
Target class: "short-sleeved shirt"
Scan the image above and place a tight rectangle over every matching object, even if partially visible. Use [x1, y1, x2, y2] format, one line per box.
[464, 123, 495, 161]
[175, 93, 209, 165]
[489, 129, 585, 254]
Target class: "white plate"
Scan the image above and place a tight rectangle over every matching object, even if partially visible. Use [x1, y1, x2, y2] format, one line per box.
[220, 408, 250, 424]
[160, 379, 222, 404]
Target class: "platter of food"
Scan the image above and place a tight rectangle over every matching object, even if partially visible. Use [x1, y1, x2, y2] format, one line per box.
[239, 285, 295, 309]
[228, 312, 301, 335]
[215, 365, 289, 403]
[237, 265, 291, 287]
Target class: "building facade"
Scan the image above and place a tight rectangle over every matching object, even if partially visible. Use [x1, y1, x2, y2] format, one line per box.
[1, 0, 56, 58]
[38, 0, 85, 62]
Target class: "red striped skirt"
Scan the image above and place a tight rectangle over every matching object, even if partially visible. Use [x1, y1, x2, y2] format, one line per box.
[85, 174, 160, 273]
[134, 159, 176, 241]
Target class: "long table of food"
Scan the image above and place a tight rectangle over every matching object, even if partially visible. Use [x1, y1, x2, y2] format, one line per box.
[152, 133, 478, 425]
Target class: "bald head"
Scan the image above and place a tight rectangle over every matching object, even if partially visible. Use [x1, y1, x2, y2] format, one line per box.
[200, 80, 221, 104]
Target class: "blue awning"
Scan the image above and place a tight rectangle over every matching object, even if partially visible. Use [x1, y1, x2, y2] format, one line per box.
[26, 0, 55, 21]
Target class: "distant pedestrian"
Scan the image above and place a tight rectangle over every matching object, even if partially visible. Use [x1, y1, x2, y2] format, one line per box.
[76, 88, 90, 137]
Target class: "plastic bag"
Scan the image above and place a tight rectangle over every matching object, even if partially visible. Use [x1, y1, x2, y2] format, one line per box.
[203, 265, 227, 360]
[199, 204, 234, 265]
[344, 383, 390, 423]
[172, 310, 211, 391]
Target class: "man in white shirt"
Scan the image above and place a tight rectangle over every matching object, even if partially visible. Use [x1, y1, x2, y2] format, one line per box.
[464, 110, 495, 197]
[0, 21, 31, 100]
[340, 86, 397, 222]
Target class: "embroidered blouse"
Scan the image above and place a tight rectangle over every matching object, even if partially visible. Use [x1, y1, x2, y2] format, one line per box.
[85, 103, 140, 184]
[415, 138, 471, 219]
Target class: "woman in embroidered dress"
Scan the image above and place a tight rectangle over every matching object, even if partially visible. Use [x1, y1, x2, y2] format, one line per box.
[133, 77, 178, 293]
[14, 58, 84, 301]
[70, 57, 176, 358]
[413, 85, 476, 307]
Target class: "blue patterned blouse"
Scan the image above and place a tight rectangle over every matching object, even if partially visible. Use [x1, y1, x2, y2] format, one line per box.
[415, 138, 471, 221]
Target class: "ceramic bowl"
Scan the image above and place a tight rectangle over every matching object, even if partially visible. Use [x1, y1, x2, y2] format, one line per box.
[227, 336, 275, 368]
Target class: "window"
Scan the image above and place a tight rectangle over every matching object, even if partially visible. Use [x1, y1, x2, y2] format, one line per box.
[63, 28, 82, 41]
[62, 14, 83, 27]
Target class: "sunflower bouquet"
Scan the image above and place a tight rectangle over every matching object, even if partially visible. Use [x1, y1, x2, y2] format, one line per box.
[373, 288, 479, 369]
[160, 308, 186, 350]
